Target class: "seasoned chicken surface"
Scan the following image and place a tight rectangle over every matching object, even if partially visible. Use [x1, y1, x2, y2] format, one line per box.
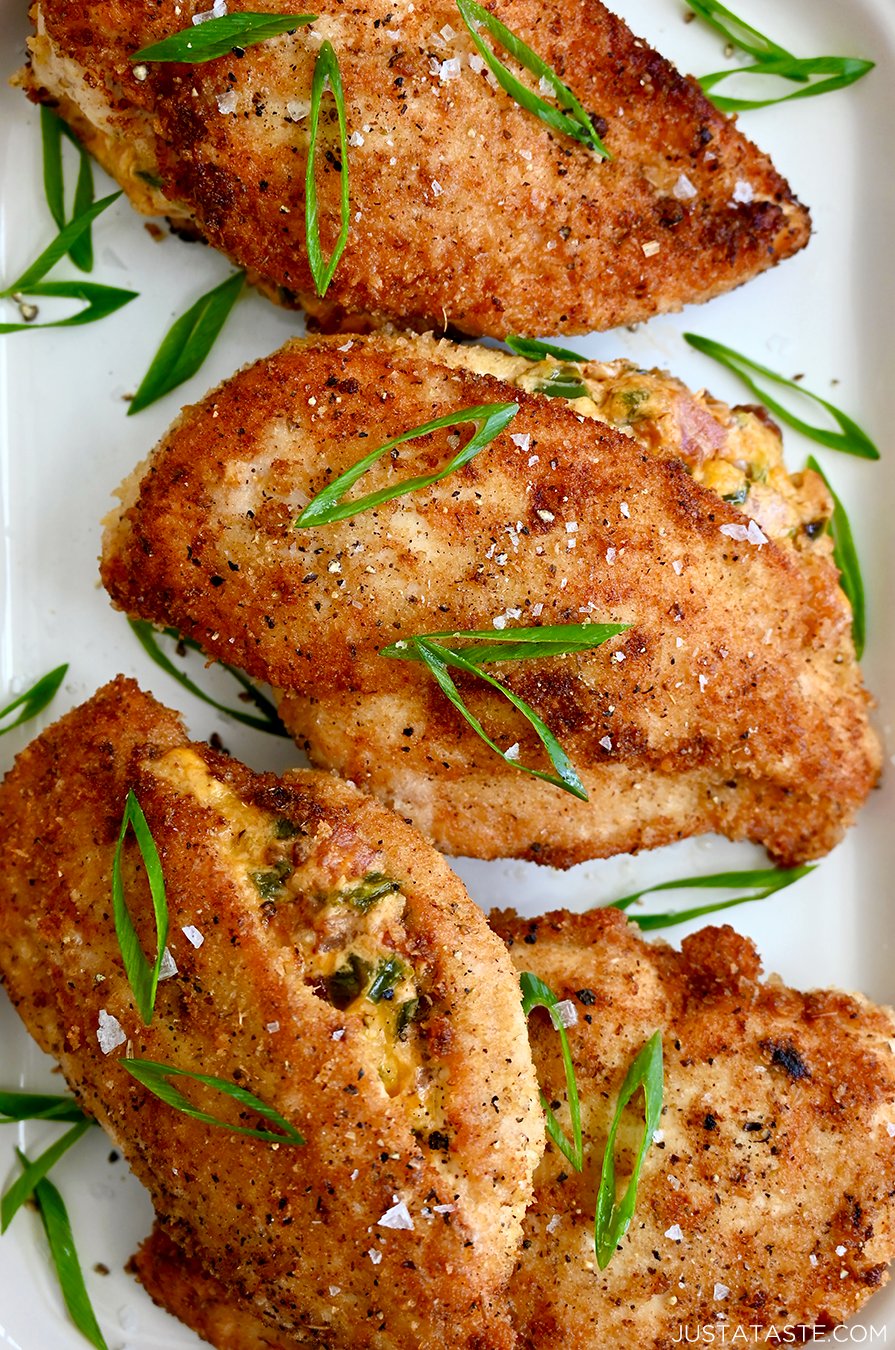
[130, 912, 895, 1349]
[494, 908, 895, 1348]
[101, 333, 880, 867]
[19, 0, 809, 337]
[0, 678, 543, 1350]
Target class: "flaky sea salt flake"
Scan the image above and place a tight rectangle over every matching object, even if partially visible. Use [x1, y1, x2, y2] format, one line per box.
[378, 1201, 414, 1231]
[97, 1010, 126, 1055]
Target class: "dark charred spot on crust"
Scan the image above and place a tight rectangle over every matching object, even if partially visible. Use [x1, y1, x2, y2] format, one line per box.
[178, 160, 238, 234]
[427, 1130, 450, 1152]
[656, 198, 686, 229]
[760, 1037, 811, 1081]
[705, 199, 785, 264]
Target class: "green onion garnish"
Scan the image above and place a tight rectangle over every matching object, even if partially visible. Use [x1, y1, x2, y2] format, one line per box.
[699, 55, 874, 111]
[533, 368, 590, 400]
[305, 40, 350, 298]
[14, 1151, 108, 1350]
[384, 635, 589, 799]
[121, 1059, 305, 1145]
[520, 971, 583, 1172]
[131, 13, 316, 63]
[455, 0, 610, 158]
[112, 789, 169, 1025]
[0, 664, 67, 738]
[505, 335, 587, 362]
[686, 0, 796, 66]
[594, 1030, 663, 1269]
[295, 402, 518, 527]
[128, 270, 244, 415]
[2, 1120, 92, 1233]
[0, 194, 138, 335]
[687, 0, 873, 110]
[609, 864, 815, 931]
[684, 334, 879, 461]
[1, 193, 121, 297]
[806, 455, 865, 658]
[380, 622, 628, 666]
[0, 1091, 89, 1124]
[0, 281, 138, 336]
[129, 619, 289, 736]
[41, 107, 95, 273]
[382, 625, 627, 799]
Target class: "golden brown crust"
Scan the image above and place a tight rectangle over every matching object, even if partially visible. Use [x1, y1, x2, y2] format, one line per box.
[131, 1225, 317, 1347]
[0, 678, 542, 1349]
[22, 0, 809, 337]
[491, 908, 895, 1348]
[100, 333, 880, 866]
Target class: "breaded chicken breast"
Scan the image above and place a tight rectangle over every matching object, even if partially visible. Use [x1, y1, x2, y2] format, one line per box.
[100, 333, 879, 867]
[0, 678, 543, 1349]
[128, 911, 895, 1349]
[493, 908, 895, 1347]
[18, 0, 809, 337]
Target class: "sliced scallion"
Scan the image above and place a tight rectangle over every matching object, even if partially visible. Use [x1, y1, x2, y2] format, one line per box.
[0, 1091, 89, 1125]
[132, 13, 316, 63]
[40, 106, 95, 272]
[340, 873, 401, 912]
[685, 0, 796, 66]
[609, 864, 815, 931]
[594, 1030, 663, 1269]
[121, 1059, 305, 1144]
[684, 334, 879, 460]
[112, 789, 169, 1025]
[456, 0, 609, 157]
[2, 1120, 92, 1233]
[305, 40, 350, 297]
[367, 956, 405, 1003]
[0, 193, 121, 297]
[128, 270, 245, 415]
[505, 335, 587, 362]
[0, 664, 67, 737]
[520, 971, 583, 1172]
[0, 281, 138, 336]
[296, 401, 518, 526]
[380, 622, 628, 666]
[129, 619, 289, 736]
[686, 0, 873, 110]
[382, 624, 626, 798]
[14, 1151, 108, 1350]
[0, 194, 137, 334]
[807, 455, 865, 658]
[698, 55, 873, 111]
[387, 636, 588, 799]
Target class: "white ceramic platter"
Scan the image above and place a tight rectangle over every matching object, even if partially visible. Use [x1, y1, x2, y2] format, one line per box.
[1, 0, 893, 1344]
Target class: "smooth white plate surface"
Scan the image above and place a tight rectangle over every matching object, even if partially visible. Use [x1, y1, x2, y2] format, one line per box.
[1, 1, 893, 1345]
